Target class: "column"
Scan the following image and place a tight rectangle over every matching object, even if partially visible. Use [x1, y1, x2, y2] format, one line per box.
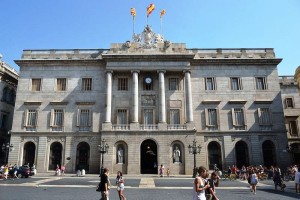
[132, 70, 139, 123]
[184, 70, 193, 123]
[158, 70, 166, 123]
[105, 71, 113, 123]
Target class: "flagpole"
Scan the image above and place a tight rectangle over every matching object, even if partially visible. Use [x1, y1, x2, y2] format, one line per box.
[160, 17, 162, 35]
[133, 16, 135, 35]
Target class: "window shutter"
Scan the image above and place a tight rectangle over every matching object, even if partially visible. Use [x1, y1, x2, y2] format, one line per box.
[213, 77, 217, 90]
[76, 109, 80, 126]
[62, 109, 65, 126]
[35, 110, 39, 126]
[258, 108, 262, 124]
[205, 108, 208, 126]
[269, 108, 273, 125]
[242, 108, 247, 126]
[216, 108, 220, 128]
[50, 109, 54, 127]
[88, 109, 92, 127]
[284, 98, 288, 108]
[232, 108, 236, 126]
[23, 109, 28, 127]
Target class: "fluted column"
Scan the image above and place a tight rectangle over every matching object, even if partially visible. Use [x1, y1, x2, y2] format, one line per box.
[132, 70, 139, 123]
[105, 71, 113, 123]
[158, 70, 166, 123]
[184, 70, 193, 122]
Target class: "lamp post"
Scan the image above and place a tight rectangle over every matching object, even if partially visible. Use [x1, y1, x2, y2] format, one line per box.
[2, 142, 14, 164]
[98, 139, 109, 177]
[188, 139, 201, 178]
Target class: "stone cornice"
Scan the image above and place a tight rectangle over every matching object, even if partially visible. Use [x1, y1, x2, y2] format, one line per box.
[49, 101, 69, 105]
[101, 53, 195, 62]
[75, 102, 95, 105]
[191, 58, 282, 65]
[14, 59, 105, 67]
[24, 102, 42, 106]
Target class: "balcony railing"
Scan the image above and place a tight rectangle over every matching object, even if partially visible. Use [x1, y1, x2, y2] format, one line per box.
[112, 125, 130, 131]
[167, 124, 187, 130]
[139, 125, 158, 130]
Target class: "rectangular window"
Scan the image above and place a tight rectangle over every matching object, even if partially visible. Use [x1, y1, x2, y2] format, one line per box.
[32, 79, 41, 91]
[144, 109, 154, 125]
[117, 109, 128, 124]
[169, 78, 180, 90]
[289, 121, 298, 136]
[230, 77, 242, 90]
[258, 108, 272, 125]
[77, 109, 92, 131]
[232, 108, 245, 126]
[57, 78, 67, 91]
[285, 98, 294, 108]
[170, 109, 180, 124]
[118, 78, 128, 91]
[256, 77, 267, 90]
[51, 109, 64, 127]
[205, 77, 216, 90]
[82, 78, 92, 91]
[25, 110, 38, 127]
[0, 113, 7, 129]
[205, 108, 218, 126]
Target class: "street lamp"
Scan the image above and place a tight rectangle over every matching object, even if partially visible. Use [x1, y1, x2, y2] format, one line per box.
[98, 139, 109, 176]
[188, 139, 201, 178]
[2, 142, 14, 164]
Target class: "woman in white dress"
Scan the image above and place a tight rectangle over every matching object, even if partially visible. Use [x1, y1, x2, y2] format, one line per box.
[295, 166, 300, 193]
[193, 166, 210, 200]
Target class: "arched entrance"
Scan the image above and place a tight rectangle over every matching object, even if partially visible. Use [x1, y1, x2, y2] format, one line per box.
[140, 139, 157, 174]
[262, 140, 276, 167]
[23, 142, 36, 167]
[235, 141, 249, 168]
[76, 142, 90, 171]
[49, 142, 63, 170]
[208, 141, 222, 170]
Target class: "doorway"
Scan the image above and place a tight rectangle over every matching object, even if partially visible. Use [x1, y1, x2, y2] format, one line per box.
[23, 142, 36, 167]
[208, 141, 222, 170]
[49, 142, 63, 170]
[262, 140, 276, 167]
[76, 142, 90, 171]
[140, 139, 157, 174]
[235, 141, 249, 168]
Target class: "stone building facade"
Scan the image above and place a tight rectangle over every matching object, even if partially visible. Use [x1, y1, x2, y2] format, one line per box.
[0, 54, 18, 164]
[279, 67, 300, 164]
[8, 27, 289, 174]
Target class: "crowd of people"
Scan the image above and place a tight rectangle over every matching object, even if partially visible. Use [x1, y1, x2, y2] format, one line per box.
[0, 163, 36, 180]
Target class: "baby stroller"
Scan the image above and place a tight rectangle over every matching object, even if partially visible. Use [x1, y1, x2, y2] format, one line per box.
[273, 173, 286, 191]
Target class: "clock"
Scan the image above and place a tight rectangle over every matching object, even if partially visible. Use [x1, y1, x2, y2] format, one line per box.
[145, 77, 152, 84]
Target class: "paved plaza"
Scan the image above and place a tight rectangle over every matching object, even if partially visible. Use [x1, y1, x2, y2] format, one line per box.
[0, 174, 299, 200]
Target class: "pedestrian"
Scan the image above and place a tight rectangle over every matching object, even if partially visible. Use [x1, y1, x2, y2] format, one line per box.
[193, 166, 210, 200]
[206, 171, 220, 200]
[167, 168, 170, 177]
[61, 165, 65, 176]
[273, 166, 285, 191]
[13, 165, 19, 179]
[3, 165, 9, 180]
[294, 166, 300, 193]
[249, 169, 258, 194]
[55, 164, 60, 176]
[99, 168, 110, 200]
[159, 164, 165, 177]
[116, 171, 126, 200]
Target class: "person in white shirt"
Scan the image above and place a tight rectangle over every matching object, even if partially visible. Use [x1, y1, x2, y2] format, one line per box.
[295, 166, 300, 194]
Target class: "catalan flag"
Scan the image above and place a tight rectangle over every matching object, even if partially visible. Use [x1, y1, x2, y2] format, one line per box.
[147, 4, 155, 17]
[131, 8, 136, 17]
[160, 9, 166, 18]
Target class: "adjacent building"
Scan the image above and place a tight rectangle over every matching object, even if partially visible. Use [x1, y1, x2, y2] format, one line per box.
[279, 66, 300, 164]
[8, 26, 289, 174]
[0, 54, 18, 164]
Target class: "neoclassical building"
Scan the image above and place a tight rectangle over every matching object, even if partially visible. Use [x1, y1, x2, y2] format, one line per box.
[0, 54, 18, 164]
[279, 66, 300, 164]
[8, 26, 289, 174]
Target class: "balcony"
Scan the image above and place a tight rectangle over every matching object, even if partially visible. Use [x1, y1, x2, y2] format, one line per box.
[107, 124, 190, 131]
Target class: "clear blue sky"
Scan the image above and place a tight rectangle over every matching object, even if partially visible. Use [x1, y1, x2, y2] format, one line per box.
[1, 0, 299, 75]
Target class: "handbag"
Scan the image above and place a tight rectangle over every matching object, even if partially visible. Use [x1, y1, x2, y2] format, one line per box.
[96, 182, 101, 192]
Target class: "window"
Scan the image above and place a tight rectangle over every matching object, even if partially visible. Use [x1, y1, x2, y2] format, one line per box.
[285, 98, 294, 108]
[118, 78, 128, 91]
[232, 108, 246, 130]
[258, 108, 272, 125]
[24, 109, 38, 131]
[82, 78, 92, 91]
[57, 78, 67, 91]
[117, 109, 128, 124]
[51, 109, 64, 131]
[230, 77, 242, 90]
[169, 78, 180, 90]
[77, 109, 91, 131]
[32, 79, 41, 91]
[255, 77, 267, 90]
[289, 121, 298, 136]
[0, 113, 8, 129]
[205, 108, 218, 127]
[205, 77, 216, 90]
[143, 109, 154, 125]
[170, 109, 180, 124]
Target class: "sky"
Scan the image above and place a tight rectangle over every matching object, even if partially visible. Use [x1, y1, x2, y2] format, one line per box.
[0, 0, 299, 75]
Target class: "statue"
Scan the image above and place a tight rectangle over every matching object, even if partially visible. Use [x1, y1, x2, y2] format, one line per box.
[117, 147, 124, 164]
[173, 146, 181, 163]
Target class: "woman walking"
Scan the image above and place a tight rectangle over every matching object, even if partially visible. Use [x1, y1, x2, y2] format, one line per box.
[193, 166, 210, 200]
[294, 166, 300, 193]
[116, 171, 126, 200]
[249, 169, 258, 194]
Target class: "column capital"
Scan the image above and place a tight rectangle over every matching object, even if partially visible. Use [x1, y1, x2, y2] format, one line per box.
[183, 69, 191, 74]
[157, 70, 166, 74]
[106, 70, 113, 74]
[131, 70, 140, 74]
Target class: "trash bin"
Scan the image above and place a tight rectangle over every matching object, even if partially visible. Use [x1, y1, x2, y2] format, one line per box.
[81, 169, 85, 176]
[76, 170, 81, 176]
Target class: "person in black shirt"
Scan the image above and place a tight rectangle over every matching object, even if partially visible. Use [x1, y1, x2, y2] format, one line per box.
[206, 171, 220, 200]
[99, 168, 110, 200]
